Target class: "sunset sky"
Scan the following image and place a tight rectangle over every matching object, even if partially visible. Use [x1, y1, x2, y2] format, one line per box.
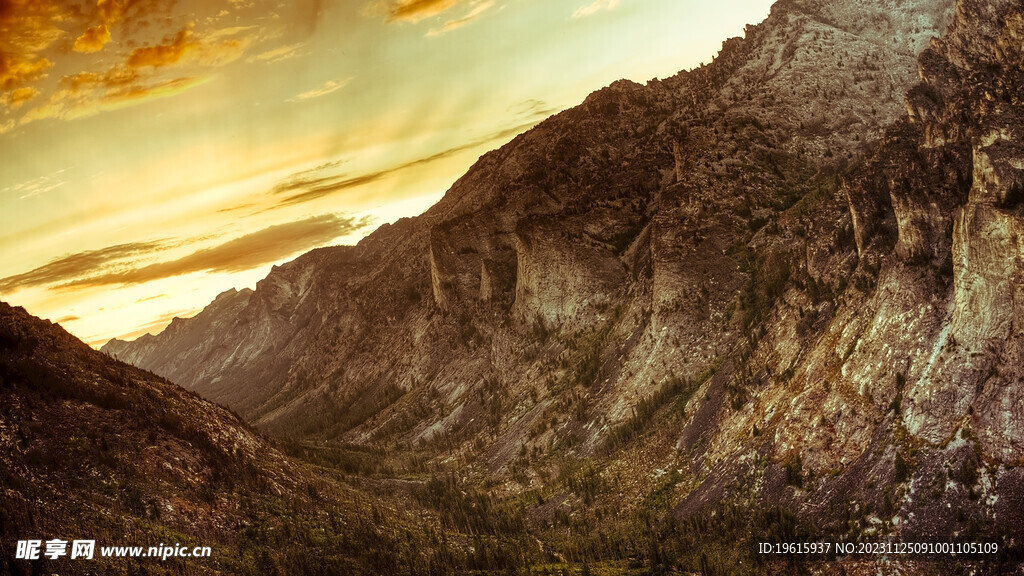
[0, 0, 773, 347]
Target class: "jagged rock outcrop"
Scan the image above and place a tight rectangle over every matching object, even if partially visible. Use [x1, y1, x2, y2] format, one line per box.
[699, 0, 1024, 551]
[838, 0, 1024, 453]
[94, 0, 1024, 569]
[106, 0, 951, 435]
[512, 215, 628, 327]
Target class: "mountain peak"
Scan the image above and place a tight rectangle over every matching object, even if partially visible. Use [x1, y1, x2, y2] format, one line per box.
[92, 0, 1024, 568]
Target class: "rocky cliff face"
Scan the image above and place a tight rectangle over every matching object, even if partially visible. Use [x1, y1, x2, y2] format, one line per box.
[99, 0, 1024, 570]
[105, 0, 950, 432]
[716, 0, 1024, 549]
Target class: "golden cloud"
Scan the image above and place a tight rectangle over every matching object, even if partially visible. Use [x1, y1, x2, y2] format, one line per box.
[192, 31, 255, 67]
[367, 0, 498, 34]
[0, 0, 65, 100]
[3, 0, 261, 127]
[0, 52, 53, 92]
[73, 24, 112, 53]
[122, 24, 255, 70]
[0, 241, 167, 295]
[0, 0, 67, 53]
[70, 0, 126, 53]
[61, 67, 138, 92]
[127, 27, 195, 68]
[97, 0, 124, 23]
[0, 86, 39, 109]
[367, 0, 460, 23]
[59, 214, 373, 288]
[16, 18, 257, 126]
[426, 0, 494, 36]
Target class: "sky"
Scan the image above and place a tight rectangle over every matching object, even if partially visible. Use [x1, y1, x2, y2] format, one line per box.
[0, 0, 774, 347]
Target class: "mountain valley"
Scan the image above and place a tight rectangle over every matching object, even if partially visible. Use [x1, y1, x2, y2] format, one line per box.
[8, 0, 1024, 573]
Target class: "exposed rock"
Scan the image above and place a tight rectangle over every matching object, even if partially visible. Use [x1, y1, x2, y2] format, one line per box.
[512, 215, 627, 327]
[95, 0, 1024, 567]
[106, 0, 955, 465]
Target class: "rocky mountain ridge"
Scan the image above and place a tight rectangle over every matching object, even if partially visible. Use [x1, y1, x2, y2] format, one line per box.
[105, 0, 950, 440]
[101, 0, 1024, 571]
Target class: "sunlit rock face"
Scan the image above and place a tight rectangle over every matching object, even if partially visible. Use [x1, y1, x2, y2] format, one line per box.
[108, 0, 953, 466]
[512, 216, 628, 328]
[102, 0, 1024, 558]
[884, 0, 1024, 458]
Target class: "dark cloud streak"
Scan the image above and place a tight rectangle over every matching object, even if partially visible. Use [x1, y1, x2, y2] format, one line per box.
[384, 0, 459, 23]
[62, 214, 373, 288]
[0, 241, 166, 294]
[271, 119, 543, 207]
[0, 214, 373, 293]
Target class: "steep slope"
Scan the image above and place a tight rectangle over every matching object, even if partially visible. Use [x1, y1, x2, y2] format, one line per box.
[0, 301, 473, 575]
[636, 0, 1024, 567]
[104, 287, 253, 373]
[94, 0, 1024, 571]
[104, 0, 950, 443]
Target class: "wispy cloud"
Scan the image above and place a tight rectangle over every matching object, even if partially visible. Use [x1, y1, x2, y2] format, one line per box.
[508, 98, 557, 120]
[135, 294, 168, 303]
[271, 119, 543, 207]
[572, 0, 619, 19]
[5, 168, 69, 200]
[20, 76, 210, 126]
[61, 214, 373, 288]
[247, 42, 306, 63]
[427, 0, 495, 36]
[0, 241, 168, 294]
[368, 0, 500, 29]
[96, 76, 210, 108]
[289, 78, 351, 102]
[374, 0, 460, 23]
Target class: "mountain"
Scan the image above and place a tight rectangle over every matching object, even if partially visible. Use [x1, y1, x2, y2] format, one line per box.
[0, 301, 486, 575]
[101, 0, 1024, 572]
[104, 0, 951, 442]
